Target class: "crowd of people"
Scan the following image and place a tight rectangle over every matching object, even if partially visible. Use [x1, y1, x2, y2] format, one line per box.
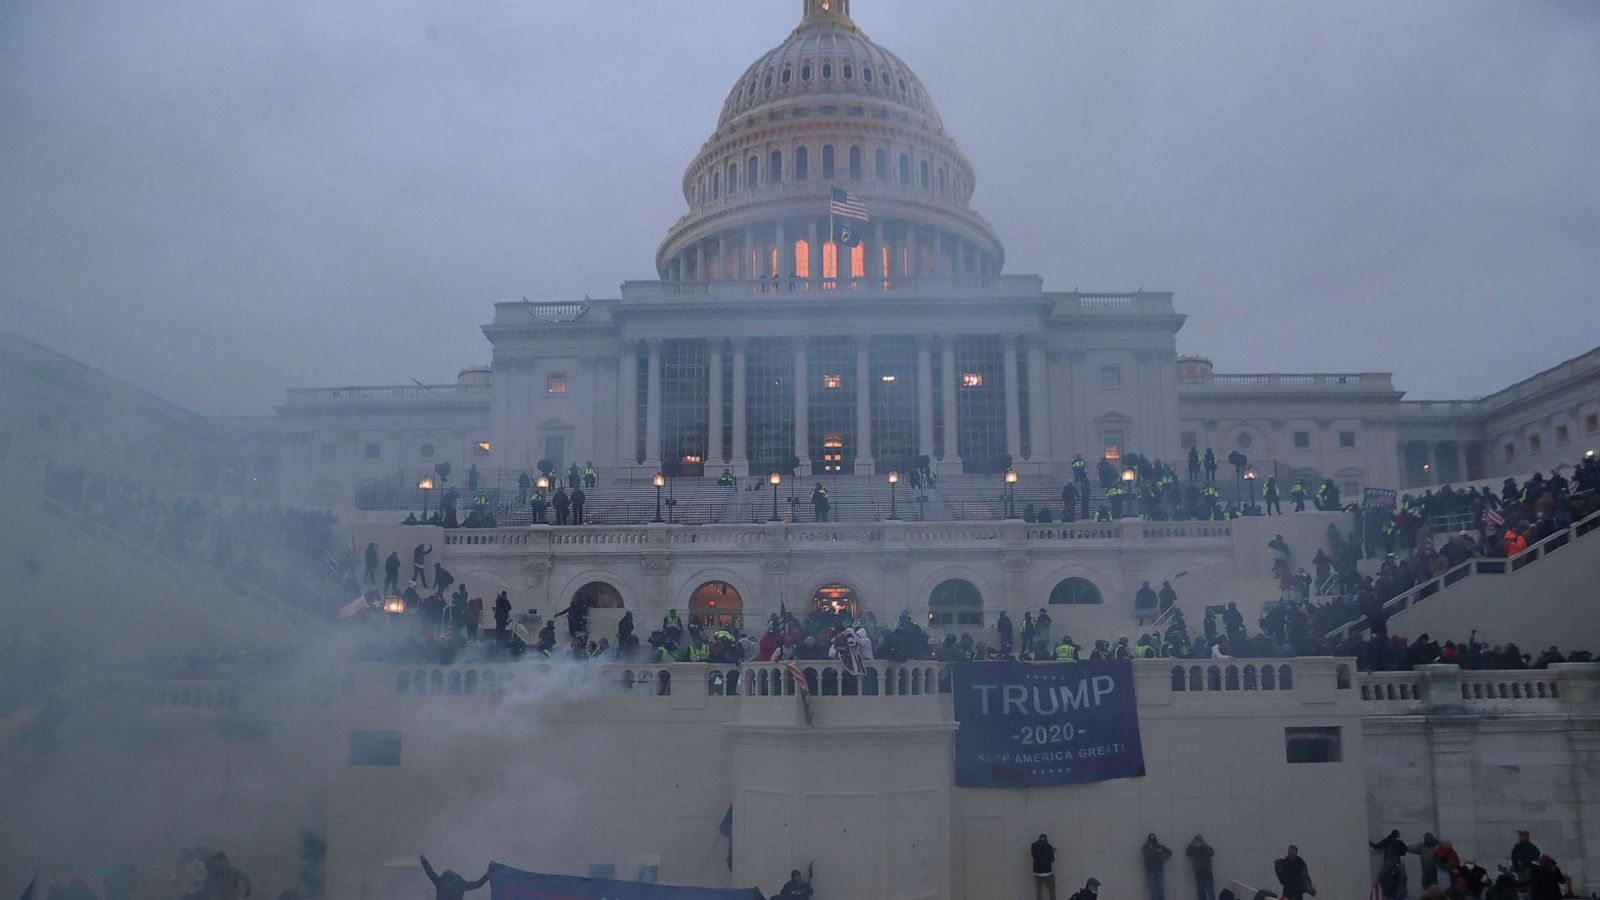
[1029, 833, 1319, 900]
[1369, 827, 1577, 899]
[43, 465, 353, 616]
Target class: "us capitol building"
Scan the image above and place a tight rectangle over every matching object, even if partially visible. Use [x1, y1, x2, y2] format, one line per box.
[3, 3, 1599, 898]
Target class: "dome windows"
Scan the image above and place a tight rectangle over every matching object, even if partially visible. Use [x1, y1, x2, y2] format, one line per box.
[822, 62, 833, 79]
[747, 81, 756, 98]
[781, 67, 792, 85]
[898, 77, 908, 93]
[822, 145, 835, 179]
[842, 63, 853, 80]
[801, 64, 812, 81]
[769, 150, 783, 184]
[795, 146, 809, 181]
[863, 66, 873, 83]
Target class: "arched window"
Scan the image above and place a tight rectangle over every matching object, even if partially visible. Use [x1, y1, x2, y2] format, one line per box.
[769, 150, 783, 184]
[850, 243, 864, 278]
[712, 171, 721, 199]
[781, 67, 792, 85]
[843, 63, 853, 80]
[748, 155, 759, 188]
[875, 148, 888, 181]
[929, 578, 982, 626]
[849, 146, 863, 180]
[728, 163, 737, 193]
[920, 160, 930, 190]
[689, 580, 743, 629]
[812, 583, 858, 619]
[794, 239, 810, 279]
[822, 145, 835, 179]
[1049, 577, 1102, 605]
[801, 63, 812, 81]
[573, 581, 624, 609]
[1170, 666, 1186, 692]
[795, 146, 809, 181]
[899, 154, 910, 186]
[822, 61, 833, 79]
[863, 66, 874, 83]
[822, 241, 838, 280]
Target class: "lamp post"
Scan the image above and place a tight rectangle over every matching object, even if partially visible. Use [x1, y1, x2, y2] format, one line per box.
[1244, 465, 1259, 513]
[887, 471, 899, 520]
[652, 473, 666, 523]
[418, 474, 435, 520]
[1003, 468, 1019, 519]
[535, 474, 549, 524]
[769, 472, 782, 522]
[1120, 466, 1137, 519]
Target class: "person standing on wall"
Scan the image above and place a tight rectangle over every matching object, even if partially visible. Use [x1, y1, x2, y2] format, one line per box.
[1141, 833, 1172, 900]
[1031, 834, 1058, 900]
[412, 543, 432, 587]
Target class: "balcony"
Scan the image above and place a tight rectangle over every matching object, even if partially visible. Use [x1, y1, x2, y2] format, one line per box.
[1178, 372, 1395, 393]
[619, 275, 1044, 303]
[280, 382, 492, 408]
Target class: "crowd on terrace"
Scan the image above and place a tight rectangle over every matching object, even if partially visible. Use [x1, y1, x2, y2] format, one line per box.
[1369, 827, 1579, 900]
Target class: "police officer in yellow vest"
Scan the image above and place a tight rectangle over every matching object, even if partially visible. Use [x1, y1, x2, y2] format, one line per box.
[1053, 637, 1079, 661]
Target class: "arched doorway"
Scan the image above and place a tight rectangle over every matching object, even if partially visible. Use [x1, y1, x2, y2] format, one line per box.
[573, 581, 624, 609]
[1048, 577, 1102, 605]
[811, 583, 859, 624]
[689, 580, 743, 629]
[929, 578, 982, 627]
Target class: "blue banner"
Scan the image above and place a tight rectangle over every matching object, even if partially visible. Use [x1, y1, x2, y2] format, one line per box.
[487, 862, 764, 900]
[950, 659, 1146, 788]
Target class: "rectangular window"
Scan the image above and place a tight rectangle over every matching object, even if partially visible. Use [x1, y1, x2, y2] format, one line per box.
[1529, 434, 1542, 454]
[1103, 430, 1125, 458]
[349, 730, 402, 766]
[821, 374, 842, 390]
[473, 440, 491, 457]
[365, 443, 381, 460]
[1100, 366, 1122, 387]
[1505, 443, 1516, 462]
[320, 443, 336, 460]
[1285, 726, 1342, 764]
[1179, 431, 1197, 450]
[1338, 431, 1356, 449]
[961, 372, 984, 387]
[1587, 413, 1599, 434]
[1293, 431, 1311, 449]
[1555, 424, 1569, 445]
[546, 374, 567, 394]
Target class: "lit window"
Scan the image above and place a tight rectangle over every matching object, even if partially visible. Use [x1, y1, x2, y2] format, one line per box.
[365, 443, 381, 460]
[321, 443, 336, 460]
[850, 243, 864, 278]
[1285, 726, 1342, 764]
[547, 374, 567, 394]
[822, 374, 842, 389]
[822, 241, 837, 279]
[1529, 434, 1542, 454]
[961, 372, 983, 387]
[794, 239, 810, 277]
[1100, 366, 1122, 387]
[474, 440, 491, 457]
[1556, 424, 1569, 445]
[880, 374, 897, 383]
[1293, 431, 1311, 449]
[1338, 431, 1356, 449]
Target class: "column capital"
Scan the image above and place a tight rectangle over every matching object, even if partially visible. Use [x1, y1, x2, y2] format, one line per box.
[854, 334, 872, 351]
[1003, 334, 1019, 351]
[646, 337, 664, 352]
[793, 335, 809, 351]
[730, 336, 749, 351]
[915, 333, 935, 350]
[620, 337, 641, 353]
[706, 336, 725, 354]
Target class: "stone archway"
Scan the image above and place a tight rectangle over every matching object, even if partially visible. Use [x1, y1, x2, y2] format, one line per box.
[811, 582, 859, 622]
[689, 580, 743, 629]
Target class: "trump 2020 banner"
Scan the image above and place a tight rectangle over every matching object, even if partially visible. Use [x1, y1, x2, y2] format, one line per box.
[950, 659, 1146, 788]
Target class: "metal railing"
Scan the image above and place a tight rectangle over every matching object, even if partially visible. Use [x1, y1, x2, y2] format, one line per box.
[1325, 507, 1600, 643]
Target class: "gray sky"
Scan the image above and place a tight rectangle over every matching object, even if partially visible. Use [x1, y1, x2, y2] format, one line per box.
[3, 0, 1597, 415]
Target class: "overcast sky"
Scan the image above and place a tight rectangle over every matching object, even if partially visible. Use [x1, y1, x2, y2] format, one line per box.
[3, 0, 1597, 415]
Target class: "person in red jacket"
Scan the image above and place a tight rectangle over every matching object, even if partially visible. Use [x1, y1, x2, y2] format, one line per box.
[1433, 840, 1461, 884]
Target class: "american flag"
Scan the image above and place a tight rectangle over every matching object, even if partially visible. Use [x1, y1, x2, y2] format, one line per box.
[1483, 507, 1504, 528]
[784, 662, 814, 726]
[829, 186, 869, 222]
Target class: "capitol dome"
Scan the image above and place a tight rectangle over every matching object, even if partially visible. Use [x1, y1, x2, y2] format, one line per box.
[656, 0, 1004, 283]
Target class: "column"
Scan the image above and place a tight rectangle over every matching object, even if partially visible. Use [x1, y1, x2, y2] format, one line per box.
[618, 340, 639, 464]
[1455, 441, 1469, 482]
[707, 339, 724, 466]
[697, 244, 709, 281]
[1003, 335, 1022, 460]
[644, 338, 663, 469]
[777, 220, 790, 280]
[743, 226, 755, 279]
[916, 334, 935, 458]
[793, 337, 811, 474]
[854, 335, 873, 473]
[731, 338, 749, 476]
[712, 234, 723, 280]
[808, 218, 820, 280]
[872, 221, 885, 281]
[940, 335, 962, 470]
[1026, 335, 1049, 464]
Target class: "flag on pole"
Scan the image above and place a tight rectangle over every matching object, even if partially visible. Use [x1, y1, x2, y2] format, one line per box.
[785, 662, 814, 726]
[830, 186, 868, 247]
[1483, 507, 1504, 529]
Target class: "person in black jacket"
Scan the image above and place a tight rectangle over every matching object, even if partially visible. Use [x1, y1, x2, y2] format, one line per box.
[1273, 845, 1314, 899]
[384, 551, 402, 594]
[1067, 877, 1100, 900]
[420, 856, 488, 900]
[1031, 834, 1058, 900]
[1186, 834, 1215, 900]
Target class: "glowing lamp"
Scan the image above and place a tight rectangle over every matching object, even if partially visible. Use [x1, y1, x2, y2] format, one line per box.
[769, 472, 782, 486]
[383, 598, 405, 615]
[535, 475, 549, 490]
[887, 471, 899, 484]
[653, 473, 667, 489]
[1004, 469, 1018, 485]
[1121, 467, 1137, 483]
[417, 475, 435, 490]
[1244, 466, 1259, 481]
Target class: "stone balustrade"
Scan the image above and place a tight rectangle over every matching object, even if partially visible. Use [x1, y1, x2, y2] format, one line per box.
[282, 383, 491, 405]
[1177, 372, 1394, 391]
[1357, 663, 1597, 716]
